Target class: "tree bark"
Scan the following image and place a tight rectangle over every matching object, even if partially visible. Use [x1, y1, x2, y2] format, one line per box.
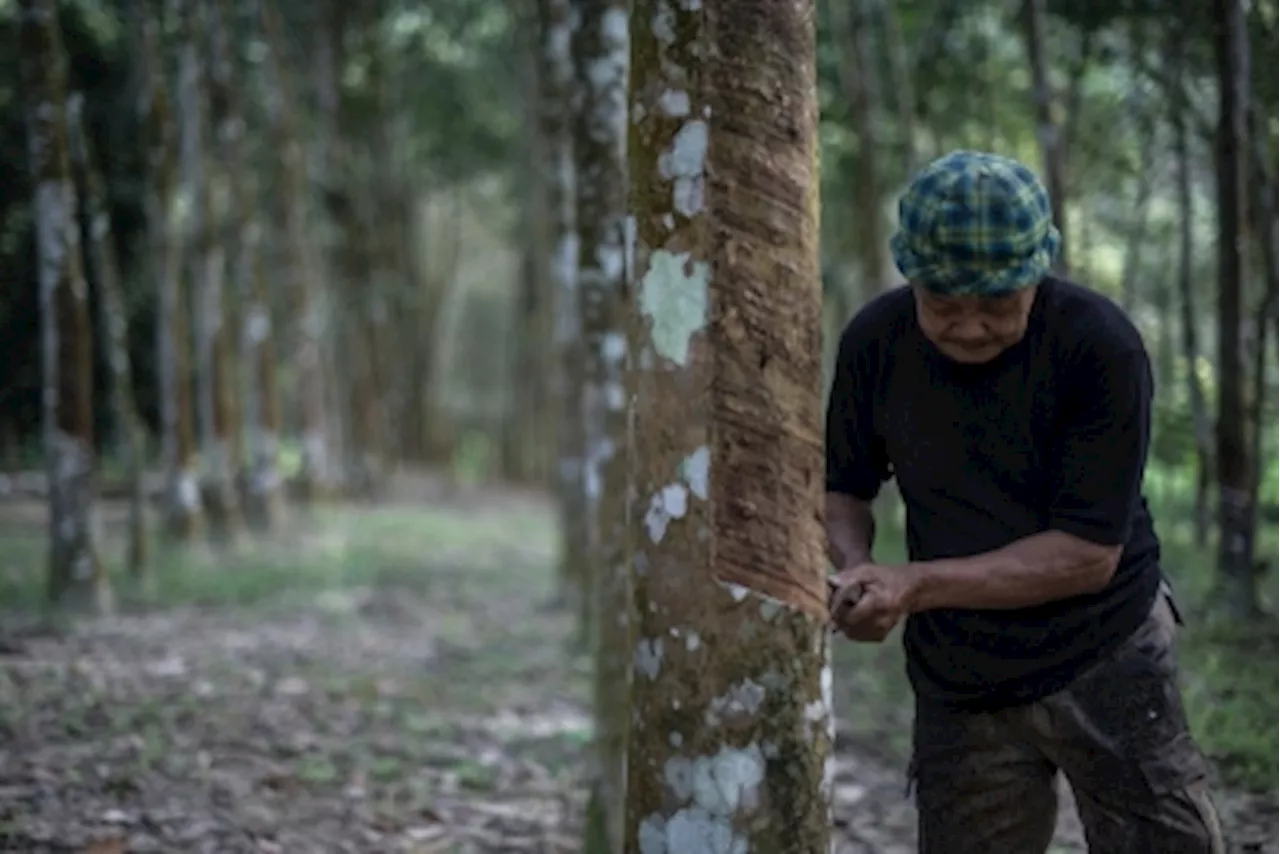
[624, 1, 833, 851]
[507, 5, 557, 486]
[1023, 0, 1070, 274]
[21, 0, 112, 614]
[1169, 24, 1214, 549]
[144, 0, 203, 541]
[1212, 0, 1257, 617]
[536, 0, 590, 615]
[1245, 114, 1277, 571]
[879, 0, 918, 176]
[216, 0, 283, 531]
[66, 91, 150, 583]
[179, 0, 243, 545]
[570, 0, 630, 850]
[824, 0, 893, 301]
[258, 0, 331, 504]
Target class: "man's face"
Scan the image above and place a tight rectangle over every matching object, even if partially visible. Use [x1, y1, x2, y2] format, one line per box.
[913, 285, 1038, 364]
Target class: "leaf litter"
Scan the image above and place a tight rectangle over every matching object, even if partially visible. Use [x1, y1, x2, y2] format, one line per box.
[0, 482, 1274, 854]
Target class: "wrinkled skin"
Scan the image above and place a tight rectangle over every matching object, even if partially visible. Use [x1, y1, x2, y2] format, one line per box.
[913, 285, 1038, 365]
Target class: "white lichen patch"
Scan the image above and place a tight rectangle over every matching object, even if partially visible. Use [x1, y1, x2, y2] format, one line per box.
[643, 743, 767, 854]
[602, 330, 627, 364]
[644, 481, 689, 543]
[698, 744, 766, 813]
[639, 249, 709, 367]
[635, 638, 664, 680]
[685, 631, 701, 651]
[623, 215, 637, 281]
[658, 120, 707, 217]
[650, 3, 676, 45]
[659, 88, 691, 117]
[705, 680, 767, 727]
[679, 445, 710, 500]
[716, 579, 802, 622]
[803, 699, 826, 724]
[583, 437, 615, 501]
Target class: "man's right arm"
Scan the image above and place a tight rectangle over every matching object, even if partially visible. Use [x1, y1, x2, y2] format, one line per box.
[826, 492, 876, 569]
[824, 319, 890, 570]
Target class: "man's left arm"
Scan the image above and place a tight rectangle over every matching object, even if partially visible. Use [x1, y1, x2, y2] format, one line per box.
[902, 343, 1153, 613]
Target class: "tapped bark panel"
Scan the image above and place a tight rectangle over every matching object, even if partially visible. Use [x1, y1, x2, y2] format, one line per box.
[706, 0, 825, 620]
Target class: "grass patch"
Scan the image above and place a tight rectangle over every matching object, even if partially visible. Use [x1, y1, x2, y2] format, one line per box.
[1162, 530, 1279, 792]
[0, 501, 558, 615]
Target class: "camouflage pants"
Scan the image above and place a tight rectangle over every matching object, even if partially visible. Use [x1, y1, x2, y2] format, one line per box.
[909, 591, 1225, 854]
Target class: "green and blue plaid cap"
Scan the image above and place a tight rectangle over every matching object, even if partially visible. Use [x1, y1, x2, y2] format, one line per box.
[889, 150, 1061, 297]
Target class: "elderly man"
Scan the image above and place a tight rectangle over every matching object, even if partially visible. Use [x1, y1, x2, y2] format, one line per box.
[825, 150, 1224, 853]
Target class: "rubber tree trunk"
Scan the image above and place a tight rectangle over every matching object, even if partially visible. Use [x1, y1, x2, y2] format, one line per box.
[219, 0, 284, 531]
[1169, 31, 1214, 549]
[536, 0, 590, 617]
[570, 0, 630, 850]
[66, 91, 150, 584]
[623, 1, 834, 852]
[180, 0, 243, 546]
[259, 0, 330, 505]
[1023, 0, 1070, 274]
[1212, 0, 1257, 617]
[149, 0, 204, 541]
[21, 0, 113, 614]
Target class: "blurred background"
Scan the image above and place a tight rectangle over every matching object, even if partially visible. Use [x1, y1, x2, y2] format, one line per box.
[0, 0, 1275, 851]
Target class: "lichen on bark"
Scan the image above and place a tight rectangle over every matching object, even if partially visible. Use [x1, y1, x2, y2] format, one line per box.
[624, 0, 831, 852]
[21, 0, 112, 614]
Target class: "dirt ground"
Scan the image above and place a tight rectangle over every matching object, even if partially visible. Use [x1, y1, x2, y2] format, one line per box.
[0, 475, 1275, 853]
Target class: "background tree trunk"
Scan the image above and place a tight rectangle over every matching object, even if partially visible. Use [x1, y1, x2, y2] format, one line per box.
[219, 0, 283, 531]
[1212, 0, 1256, 617]
[66, 91, 150, 582]
[181, 0, 243, 545]
[259, 0, 330, 505]
[1023, 0, 1070, 274]
[1168, 23, 1215, 550]
[21, 0, 112, 613]
[623, 1, 833, 851]
[570, 0, 630, 849]
[825, 0, 893, 301]
[148, 0, 203, 542]
[536, 0, 589, 617]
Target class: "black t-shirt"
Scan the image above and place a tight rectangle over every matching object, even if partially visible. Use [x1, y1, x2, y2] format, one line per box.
[825, 277, 1162, 711]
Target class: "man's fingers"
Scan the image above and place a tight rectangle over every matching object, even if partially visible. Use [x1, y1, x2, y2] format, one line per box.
[845, 592, 878, 626]
[829, 581, 864, 617]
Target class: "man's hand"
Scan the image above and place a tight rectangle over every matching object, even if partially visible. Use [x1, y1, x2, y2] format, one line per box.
[828, 563, 921, 643]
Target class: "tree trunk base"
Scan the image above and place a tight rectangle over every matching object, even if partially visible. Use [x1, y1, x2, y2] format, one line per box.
[581, 784, 610, 854]
[200, 478, 244, 549]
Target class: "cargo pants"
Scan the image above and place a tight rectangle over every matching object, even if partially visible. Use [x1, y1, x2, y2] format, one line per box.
[909, 589, 1225, 853]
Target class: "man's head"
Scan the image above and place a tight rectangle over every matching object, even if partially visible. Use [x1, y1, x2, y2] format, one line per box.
[889, 150, 1060, 364]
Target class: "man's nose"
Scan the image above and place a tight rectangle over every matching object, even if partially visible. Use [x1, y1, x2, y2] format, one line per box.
[946, 318, 989, 343]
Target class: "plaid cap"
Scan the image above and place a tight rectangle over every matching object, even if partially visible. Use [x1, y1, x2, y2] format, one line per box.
[889, 150, 1061, 297]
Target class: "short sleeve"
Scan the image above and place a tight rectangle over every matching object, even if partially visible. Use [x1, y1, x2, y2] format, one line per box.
[825, 325, 891, 501]
[1047, 343, 1153, 545]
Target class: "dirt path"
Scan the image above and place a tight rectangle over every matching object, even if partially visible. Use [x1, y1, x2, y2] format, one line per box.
[0, 481, 1274, 853]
